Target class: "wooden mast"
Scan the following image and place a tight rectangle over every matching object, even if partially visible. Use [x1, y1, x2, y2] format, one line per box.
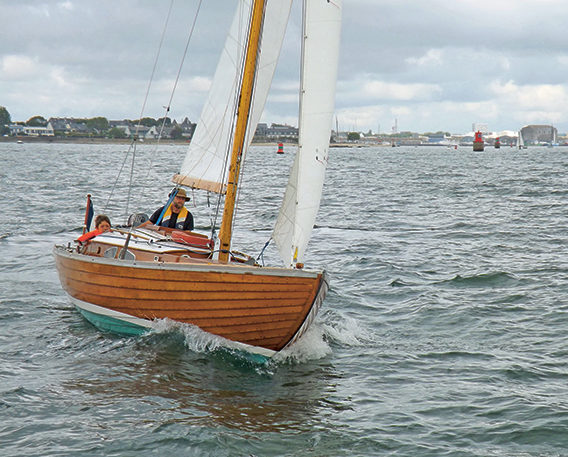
[218, 0, 266, 263]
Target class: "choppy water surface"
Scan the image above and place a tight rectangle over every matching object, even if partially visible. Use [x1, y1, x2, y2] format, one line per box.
[1, 142, 567, 456]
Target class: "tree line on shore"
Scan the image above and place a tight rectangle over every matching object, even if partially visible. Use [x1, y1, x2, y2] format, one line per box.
[1, 106, 457, 142]
[0, 106, 188, 139]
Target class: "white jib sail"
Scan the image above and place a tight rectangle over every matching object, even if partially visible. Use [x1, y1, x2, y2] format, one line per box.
[174, 0, 292, 194]
[273, 0, 342, 267]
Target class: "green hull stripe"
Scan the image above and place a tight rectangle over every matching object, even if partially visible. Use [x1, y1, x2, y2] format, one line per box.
[76, 307, 269, 363]
[76, 307, 148, 336]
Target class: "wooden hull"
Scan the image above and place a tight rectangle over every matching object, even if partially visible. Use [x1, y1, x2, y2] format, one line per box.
[53, 244, 327, 357]
[473, 141, 484, 151]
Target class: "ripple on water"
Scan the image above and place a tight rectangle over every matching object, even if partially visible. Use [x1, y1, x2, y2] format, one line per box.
[2, 144, 568, 455]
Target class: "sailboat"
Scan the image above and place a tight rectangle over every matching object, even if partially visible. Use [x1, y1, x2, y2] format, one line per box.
[518, 129, 526, 149]
[53, 0, 343, 358]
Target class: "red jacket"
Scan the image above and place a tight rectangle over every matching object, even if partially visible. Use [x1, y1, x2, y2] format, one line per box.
[76, 229, 103, 243]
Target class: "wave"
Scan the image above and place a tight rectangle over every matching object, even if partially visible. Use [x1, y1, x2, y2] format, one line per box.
[148, 318, 332, 368]
[437, 271, 520, 288]
[145, 308, 375, 367]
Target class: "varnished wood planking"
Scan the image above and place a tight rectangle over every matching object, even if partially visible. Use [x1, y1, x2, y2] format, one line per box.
[67, 252, 319, 283]
[61, 267, 317, 295]
[59, 267, 318, 308]
[65, 288, 309, 318]
[55, 247, 324, 351]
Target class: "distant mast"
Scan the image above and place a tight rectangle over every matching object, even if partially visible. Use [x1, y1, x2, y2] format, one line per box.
[473, 131, 484, 151]
[391, 118, 397, 147]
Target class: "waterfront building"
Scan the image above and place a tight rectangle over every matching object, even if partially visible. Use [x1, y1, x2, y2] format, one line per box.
[519, 125, 557, 145]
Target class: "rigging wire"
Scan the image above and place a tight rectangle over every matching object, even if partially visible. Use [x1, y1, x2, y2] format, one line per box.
[104, 0, 205, 221]
[139, 0, 204, 209]
[165, 0, 204, 126]
[126, 0, 176, 219]
[125, 140, 137, 219]
[103, 0, 174, 218]
[256, 237, 271, 266]
[135, 0, 175, 140]
[104, 145, 132, 214]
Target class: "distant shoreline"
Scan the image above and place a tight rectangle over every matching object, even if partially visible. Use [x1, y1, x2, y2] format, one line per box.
[0, 136, 283, 146]
[0, 136, 181, 145]
[0, 136, 364, 148]
[4, 136, 559, 148]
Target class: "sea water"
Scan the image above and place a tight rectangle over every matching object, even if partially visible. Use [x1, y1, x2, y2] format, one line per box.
[0, 142, 567, 456]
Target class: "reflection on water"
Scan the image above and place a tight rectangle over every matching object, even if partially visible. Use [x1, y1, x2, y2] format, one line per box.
[62, 329, 340, 434]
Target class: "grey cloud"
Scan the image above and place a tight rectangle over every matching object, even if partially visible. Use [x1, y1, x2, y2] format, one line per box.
[2, 0, 568, 133]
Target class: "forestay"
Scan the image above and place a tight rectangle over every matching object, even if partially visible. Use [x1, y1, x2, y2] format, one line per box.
[273, 0, 342, 267]
[173, 0, 293, 194]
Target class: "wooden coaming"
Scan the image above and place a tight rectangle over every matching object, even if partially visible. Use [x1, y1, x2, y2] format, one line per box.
[54, 245, 325, 351]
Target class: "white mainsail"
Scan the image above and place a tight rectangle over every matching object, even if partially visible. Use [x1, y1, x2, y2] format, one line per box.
[273, 0, 343, 267]
[174, 0, 292, 194]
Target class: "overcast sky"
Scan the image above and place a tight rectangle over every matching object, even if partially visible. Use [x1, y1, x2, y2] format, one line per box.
[2, 0, 568, 134]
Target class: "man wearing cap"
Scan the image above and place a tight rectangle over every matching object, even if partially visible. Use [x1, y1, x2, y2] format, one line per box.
[144, 188, 194, 231]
